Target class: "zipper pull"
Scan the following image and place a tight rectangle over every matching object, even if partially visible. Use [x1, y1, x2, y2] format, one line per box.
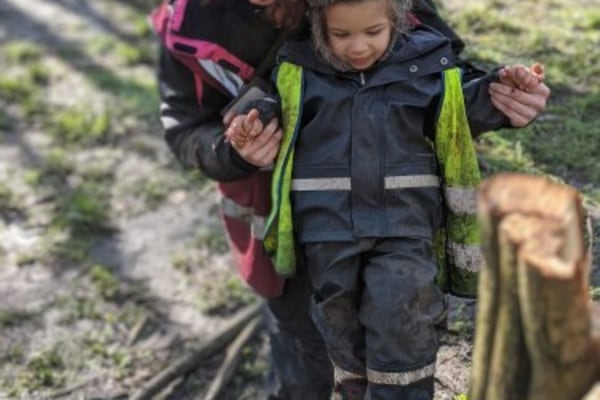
[360, 72, 365, 85]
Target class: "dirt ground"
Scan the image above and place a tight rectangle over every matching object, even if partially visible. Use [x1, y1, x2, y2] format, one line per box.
[0, 0, 599, 399]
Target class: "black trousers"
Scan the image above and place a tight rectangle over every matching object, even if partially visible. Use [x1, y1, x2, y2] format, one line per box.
[304, 238, 446, 400]
[265, 258, 333, 400]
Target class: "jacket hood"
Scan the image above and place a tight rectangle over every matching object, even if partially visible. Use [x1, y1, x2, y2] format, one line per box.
[278, 24, 454, 75]
[307, 0, 413, 72]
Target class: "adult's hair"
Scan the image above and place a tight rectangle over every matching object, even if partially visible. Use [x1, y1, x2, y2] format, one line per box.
[199, 0, 307, 29]
[265, 0, 307, 29]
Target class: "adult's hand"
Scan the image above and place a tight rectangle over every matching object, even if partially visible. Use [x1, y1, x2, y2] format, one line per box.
[489, 63, 550, 128]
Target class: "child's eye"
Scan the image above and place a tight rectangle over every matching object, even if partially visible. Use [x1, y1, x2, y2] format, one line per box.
[331, 32, 350, 39]
[366, 29, 383, 36]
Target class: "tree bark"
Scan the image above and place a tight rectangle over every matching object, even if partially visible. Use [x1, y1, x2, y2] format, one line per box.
[469, 173, 600, 400]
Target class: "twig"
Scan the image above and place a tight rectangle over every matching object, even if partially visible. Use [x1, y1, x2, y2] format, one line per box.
[203, 315, 262, 400]
[48, 377, 99, 398]
[130, 301, 263, 400]
[127, 315, 149, 346]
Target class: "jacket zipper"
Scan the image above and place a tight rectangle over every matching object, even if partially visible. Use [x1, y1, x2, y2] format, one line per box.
[359, 72, 365, 85]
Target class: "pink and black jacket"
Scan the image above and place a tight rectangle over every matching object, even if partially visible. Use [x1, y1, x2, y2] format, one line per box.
[150, 0, 477, 298]
[152, 0, 286, 297]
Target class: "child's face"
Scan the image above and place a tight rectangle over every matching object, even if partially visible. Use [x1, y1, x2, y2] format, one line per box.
[324, 0, 392, 71]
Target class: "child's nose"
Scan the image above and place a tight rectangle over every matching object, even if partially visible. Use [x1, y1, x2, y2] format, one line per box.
[349, 39, 368, 54]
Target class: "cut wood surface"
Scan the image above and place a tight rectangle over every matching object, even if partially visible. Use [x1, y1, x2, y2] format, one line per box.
[470, 174, 600, 400]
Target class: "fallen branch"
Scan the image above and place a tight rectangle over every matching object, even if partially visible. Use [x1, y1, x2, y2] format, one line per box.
[127, 315, 149, 347]
[130, 301, 264, 400]
[203, 315, 262, 400]
[48, 377, 99, 399]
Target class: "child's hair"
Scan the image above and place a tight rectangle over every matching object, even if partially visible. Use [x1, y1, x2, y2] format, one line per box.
[308, 0, 414, 70]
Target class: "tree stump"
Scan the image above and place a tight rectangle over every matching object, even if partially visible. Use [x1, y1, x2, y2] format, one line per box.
[469, 173, 600, 400]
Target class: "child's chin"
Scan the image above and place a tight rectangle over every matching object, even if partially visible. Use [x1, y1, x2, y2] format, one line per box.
[349, 60, 374, 71]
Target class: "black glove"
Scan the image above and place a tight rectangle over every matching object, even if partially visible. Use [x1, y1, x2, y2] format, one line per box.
[220, 77, 280, 125]
[238, 96, 281, 126]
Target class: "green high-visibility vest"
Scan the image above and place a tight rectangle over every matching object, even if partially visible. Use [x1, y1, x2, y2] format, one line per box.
[264, 62, 481, 298]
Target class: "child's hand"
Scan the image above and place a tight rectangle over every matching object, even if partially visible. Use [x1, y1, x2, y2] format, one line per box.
[227, 117, 283, 167]
[498, 63, 544, 92]
[489, 62, 550, 128]
[531, 62, 545, 82]
[224, 109, 265, 148]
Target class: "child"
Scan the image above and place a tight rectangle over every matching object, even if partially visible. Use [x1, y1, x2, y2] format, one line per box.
[227, 0, 543, 398]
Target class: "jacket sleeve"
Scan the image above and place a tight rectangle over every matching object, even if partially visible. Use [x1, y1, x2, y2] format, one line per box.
[462, 70, 511, 137]
[158, 44, 259, 182]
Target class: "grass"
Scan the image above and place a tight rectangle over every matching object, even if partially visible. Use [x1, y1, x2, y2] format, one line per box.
[53, 184, 112, 236]
[197, 275, 258, 316]
[235, 341, 268, 381]
[0, 184, 19, 211]
[43, 181, 113, 265]
[49, 107, 111, 146]
[0, 42, 51, 119]
[0, 5, 167, 396]
[3, 41, 43, 64]
[90, 264, 121, 300]
[127, 177, 171, 210]
[444, 0, 600, 90]
[9, 347, 66, 395]
[477, 90, 600, 192]
[516, 93, 600, 182]
[88, 34, 154, 66]
[0, 76, 37, 104]
[441, 0, 600, 202]
[0, 310, 37, 329]
[84, 67, 159, 117]
[195, 224, 229, 255]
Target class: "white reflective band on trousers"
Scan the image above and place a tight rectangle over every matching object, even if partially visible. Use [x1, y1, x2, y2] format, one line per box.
[368, 361, 436, 386]
[291, 174, 440, 191]
[219, 196, 266, 240]
[333, 362, 366, 383]
[332, 360, 436, 386]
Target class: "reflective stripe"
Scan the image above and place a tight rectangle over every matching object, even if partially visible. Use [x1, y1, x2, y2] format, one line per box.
[332, 362, 366, 384]
[445, 186, 477, 215]
[292, 177, 350, 191]
[198, 59, 244, 97]
[220, 197, 266, 240]
[220, 196, 252, 219]
[251, 215, 265, 240]
[385, 175, 439, 189]
[291, 175, 439, 192]
[447, 241, 483, 272]
[367, 361, 435, 386]
[160, 114, 179, 130]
